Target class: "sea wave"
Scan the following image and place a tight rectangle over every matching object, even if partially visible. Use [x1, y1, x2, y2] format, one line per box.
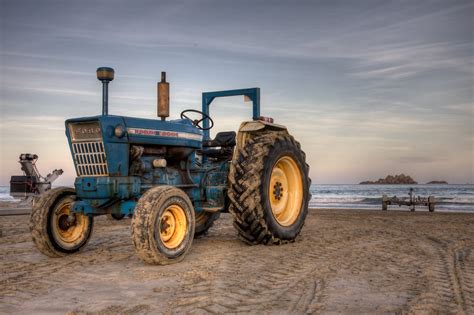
[0, 186, 15, 201]
[310, 197, 368, 203]
[310, 196, 474, 205]
[1, 184, 473, 211]
[436, 197, 474, 204]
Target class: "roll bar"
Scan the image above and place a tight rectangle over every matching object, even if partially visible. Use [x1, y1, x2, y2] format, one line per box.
[201, 88, 260, 140]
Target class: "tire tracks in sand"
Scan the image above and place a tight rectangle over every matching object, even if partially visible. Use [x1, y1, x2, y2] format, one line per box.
[408, 238, 474, 314]
[170, 225, 414, 314]
[2, 211, 473, 314]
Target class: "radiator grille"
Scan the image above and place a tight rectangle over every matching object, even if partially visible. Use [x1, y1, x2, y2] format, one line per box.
[72, 141, 108, 176]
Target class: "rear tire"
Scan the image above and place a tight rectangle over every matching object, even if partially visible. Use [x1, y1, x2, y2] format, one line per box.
[30, 187, 93, 257]
[194, 212, 220, 237]
[228, 131, 311, 245]
[131, 186, 195, 265]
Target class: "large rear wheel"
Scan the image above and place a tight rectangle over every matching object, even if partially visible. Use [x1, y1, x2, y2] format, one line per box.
[131, 186, 195, 265]
[228, 131, 311, 244]
[30, 187, 93, 257]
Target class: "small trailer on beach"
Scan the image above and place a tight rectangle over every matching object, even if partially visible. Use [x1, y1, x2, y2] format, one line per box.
[382, 188, 435, 212]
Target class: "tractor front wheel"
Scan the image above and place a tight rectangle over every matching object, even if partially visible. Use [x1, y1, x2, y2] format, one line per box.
[30, 187, 93, 257]
[131, 186, 195, 265]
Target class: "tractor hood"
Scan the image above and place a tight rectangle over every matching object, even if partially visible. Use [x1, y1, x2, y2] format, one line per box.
[65, 115, 203, 177]
[65, 115, 203, 149]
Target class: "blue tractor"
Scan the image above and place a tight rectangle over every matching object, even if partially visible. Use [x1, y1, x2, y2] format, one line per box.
[30, 67, 311, 264]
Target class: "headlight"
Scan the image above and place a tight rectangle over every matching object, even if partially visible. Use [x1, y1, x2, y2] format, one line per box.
[114, 125, 126, 138]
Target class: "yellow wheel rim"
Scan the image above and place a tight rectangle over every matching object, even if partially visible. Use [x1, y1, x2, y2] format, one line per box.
[269, 156, 303, 226]
[159, 205, 187, 249]
[52, 201, 89, 248]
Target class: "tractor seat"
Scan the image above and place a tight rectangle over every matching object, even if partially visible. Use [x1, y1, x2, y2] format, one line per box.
[202, 131, 236, 148]
[201, 131, 236, 160]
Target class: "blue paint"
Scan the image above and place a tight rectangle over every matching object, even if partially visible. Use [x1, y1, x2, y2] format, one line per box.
[201, 88, 260, 140]
[65, 88, 259, 217]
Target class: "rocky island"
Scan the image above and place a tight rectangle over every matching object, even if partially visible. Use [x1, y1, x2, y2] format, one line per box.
[360, 174, 417, 185]
[426, 180, 448, 184]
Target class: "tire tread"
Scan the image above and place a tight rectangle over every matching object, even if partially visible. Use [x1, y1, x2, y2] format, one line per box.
[228, 131, 311, 245]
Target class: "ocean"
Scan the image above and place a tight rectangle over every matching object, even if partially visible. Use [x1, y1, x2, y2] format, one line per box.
[1, 184, 473, 212]
[309, 184, 474, 212]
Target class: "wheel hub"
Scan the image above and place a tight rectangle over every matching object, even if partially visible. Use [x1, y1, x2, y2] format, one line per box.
[269, 156, 303, 226]
[58, 214, 71, 231]
[57, 213, 77, 230]
[52, 201, 89, 246]
[159, 205, 187, 249]
[160, 212, 176, 242]
[273, 182, 284, 200]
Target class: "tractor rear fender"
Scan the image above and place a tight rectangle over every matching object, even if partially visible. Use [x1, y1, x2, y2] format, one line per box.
[235, 120, 288, 151]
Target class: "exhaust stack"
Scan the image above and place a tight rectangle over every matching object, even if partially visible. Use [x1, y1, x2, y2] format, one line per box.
[158, 72, 169, 121]
[96, 67, 114, 116]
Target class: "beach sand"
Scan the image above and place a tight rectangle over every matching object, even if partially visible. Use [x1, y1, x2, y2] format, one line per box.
[1, 208, 473, 314]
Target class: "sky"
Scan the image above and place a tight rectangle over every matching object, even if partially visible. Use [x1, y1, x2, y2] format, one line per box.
[0, 0, 473, 185]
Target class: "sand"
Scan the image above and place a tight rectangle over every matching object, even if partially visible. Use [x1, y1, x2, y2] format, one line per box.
[1, 208, 473, 314]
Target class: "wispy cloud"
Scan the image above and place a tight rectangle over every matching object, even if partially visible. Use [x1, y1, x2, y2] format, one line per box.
[0, 115, 65, 130]
[351, 42, 472, 80]
[2, 85, 98, 97]
[1, 0, 472, 184]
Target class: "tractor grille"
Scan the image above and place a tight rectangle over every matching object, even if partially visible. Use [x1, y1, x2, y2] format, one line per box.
[71, 141, 108, 176]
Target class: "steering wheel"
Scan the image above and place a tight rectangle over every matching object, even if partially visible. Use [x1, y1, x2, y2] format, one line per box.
[180, 109, 214, 130]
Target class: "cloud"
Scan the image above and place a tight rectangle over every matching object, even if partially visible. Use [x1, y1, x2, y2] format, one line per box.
[0, 115, 65, 131]
[1, 0, 472, 184]
[393, 156, 441, 164]
[350, 42, 472, 80]
[3, 85, 98, 97]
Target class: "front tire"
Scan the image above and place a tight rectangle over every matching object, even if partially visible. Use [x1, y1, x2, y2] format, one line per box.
[131, 186, 195, 265]
[30, 187, 93, 257]
[228, 131, 311, 245]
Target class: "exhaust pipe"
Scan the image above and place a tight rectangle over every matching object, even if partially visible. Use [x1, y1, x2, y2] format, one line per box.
[96, 67, 115, 116]
[158, 72, 169, 121]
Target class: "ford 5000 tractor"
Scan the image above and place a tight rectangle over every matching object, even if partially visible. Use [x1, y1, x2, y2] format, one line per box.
[30, 68, 311, 264]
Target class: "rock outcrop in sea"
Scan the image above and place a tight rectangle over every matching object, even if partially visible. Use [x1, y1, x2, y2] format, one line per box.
[426, 180, 448, 184]
[360, 174, 417, 185]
